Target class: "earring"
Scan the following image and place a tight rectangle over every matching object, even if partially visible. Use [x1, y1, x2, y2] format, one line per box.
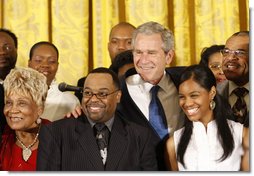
[209, 100, 216, 110]
[36, 117, 42, 124]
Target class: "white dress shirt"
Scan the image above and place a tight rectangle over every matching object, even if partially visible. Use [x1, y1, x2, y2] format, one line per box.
[41, 80, 80, 121]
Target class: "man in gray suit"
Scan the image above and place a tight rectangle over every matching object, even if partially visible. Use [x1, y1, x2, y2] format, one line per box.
[37, 67, 158, 171]
[217, 31, 249, 127]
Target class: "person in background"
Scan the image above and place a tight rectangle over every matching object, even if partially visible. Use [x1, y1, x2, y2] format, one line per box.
[117, 21, 185, 170]
[75, 22, 136, 101]
[165, 65, 249, 171]
[0, 67, 50, 171]
[36, 67, 158, 171]
[28, 41, 80, 122]
[199, 44, 227, 84]
[109, 50, 134, 78]
[217, 31, 249, 127]
[0, 28, 18, 137]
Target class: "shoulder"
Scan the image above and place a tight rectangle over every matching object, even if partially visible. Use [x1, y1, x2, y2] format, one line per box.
[41, 117, 81, 132]
[216, 80, 229, 95]
[166, 66, 186, 74]
[116, 116, 154, 137]
[49, 84, 80, 103]
[165, 66, 186, 87]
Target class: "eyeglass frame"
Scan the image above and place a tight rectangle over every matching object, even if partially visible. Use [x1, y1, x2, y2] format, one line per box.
[82, 89, 120, 99]
[220, 48, 248, 58]
[209, 63, 223, 71]
[0, 44, 14, 52]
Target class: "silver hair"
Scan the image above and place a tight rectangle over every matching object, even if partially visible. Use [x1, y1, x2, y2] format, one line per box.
[3, 67, 48, 108]
[131, 21, 175, 53]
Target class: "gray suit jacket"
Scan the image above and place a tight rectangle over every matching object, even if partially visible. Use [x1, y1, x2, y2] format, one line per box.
[36, 114, 158, 171]
[217, 80, 249, 127]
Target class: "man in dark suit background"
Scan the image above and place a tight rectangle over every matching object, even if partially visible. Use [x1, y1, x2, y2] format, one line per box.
[75, 22, 136, 102]
[116, 21, 185, 170]
[217, 31, 249, 127]
[0, 28, 18, 137]
[37, 67, 158, 171]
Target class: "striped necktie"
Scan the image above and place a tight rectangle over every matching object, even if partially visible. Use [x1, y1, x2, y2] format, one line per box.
[94, 123, 110, 165]
[232, 87, 248, 124]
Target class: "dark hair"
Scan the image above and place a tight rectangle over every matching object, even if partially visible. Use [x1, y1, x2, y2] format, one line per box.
[0, 28, 18, 48]
[89, 67, 120, 90]
[109, 50, 133, 74]
[199, 45, 225, 67]
[177, 65, 234, 168]
[29, 41, 59, 60]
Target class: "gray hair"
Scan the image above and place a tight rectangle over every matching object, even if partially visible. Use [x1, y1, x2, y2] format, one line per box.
[4, 67, 48, 108]
[131, 21, 175, 53]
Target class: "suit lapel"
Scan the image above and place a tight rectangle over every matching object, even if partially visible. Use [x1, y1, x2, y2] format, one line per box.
[105, 116, 128, 170]
[75, 117, 104, 170]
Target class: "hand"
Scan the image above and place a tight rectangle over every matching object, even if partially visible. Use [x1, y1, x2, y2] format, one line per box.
[65, 105, 82, 118]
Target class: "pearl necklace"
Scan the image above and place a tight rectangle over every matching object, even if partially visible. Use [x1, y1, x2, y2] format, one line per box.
[16, 132, 39, 162]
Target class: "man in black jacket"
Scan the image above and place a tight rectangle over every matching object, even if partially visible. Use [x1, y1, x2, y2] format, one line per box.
[116, 21, 185, 170]
[0, 28, 18, 136]
[37, 68, 158, 171]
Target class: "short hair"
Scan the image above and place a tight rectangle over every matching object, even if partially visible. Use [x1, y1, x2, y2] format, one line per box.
[109, 50, 133, 74]
[109, 22, 136, 39]
[132, 21, 174, 53]
[29, 41, 59, 60]
[88, 67, 120, 90]
[231, 31, 249, 37]
[0, 28, 18, 48]
[3, 67, 48, 108]
[199, 45, 225, 67]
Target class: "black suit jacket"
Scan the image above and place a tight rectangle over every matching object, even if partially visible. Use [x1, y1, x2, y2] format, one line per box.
[36, 113, 158, 171]
[116, 67, 186, 170]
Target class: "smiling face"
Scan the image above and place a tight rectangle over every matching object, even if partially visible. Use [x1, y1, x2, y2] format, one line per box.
[0, 32, 17, 79]
[82, 73, 121, 123]
[208, 52, 227, 83]
[4, 92, 43, 131]
[108, 24, 135, 62]
[222, 35, 249, 86]
[178, 78, 216, 125]
[133, 33, 173, 85]
[28, 44, 59, 86]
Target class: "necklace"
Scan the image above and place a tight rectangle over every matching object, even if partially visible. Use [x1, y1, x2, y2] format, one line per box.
[16, 132, 39, 162]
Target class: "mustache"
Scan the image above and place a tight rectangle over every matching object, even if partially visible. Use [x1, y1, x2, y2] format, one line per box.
[86, 103, 106, 108]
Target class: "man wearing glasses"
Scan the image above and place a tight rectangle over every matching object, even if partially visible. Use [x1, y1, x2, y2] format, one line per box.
[217, 31, 249, 127]
[37, 67, 158, 171]
[0, 28, 18, 140]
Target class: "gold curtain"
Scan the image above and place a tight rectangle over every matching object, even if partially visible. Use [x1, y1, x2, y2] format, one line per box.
[0, 0, 249, 86]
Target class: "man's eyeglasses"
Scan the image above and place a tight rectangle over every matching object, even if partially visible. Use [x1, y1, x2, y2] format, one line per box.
[220, 49, 248, 58]
[1, 44, 13, 52]
[83, 90, 119, 99]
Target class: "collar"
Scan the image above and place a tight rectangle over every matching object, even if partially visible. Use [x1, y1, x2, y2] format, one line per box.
[229, 81, 249, 96]
[87, 116, 115, 132]
[126, 71, 167, 92]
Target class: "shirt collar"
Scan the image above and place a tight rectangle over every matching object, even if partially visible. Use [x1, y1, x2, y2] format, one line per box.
[229, 81, 249, 95]
[87, 116, 115, 131]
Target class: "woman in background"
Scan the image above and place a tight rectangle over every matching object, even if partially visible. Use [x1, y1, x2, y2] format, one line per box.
[199, 45, 227, 84]
[0, 67, 50, 171]
[165, 65, 249, 171]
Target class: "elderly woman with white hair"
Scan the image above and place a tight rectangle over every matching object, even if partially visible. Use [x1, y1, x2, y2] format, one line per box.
[0, 67, 50, 171]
